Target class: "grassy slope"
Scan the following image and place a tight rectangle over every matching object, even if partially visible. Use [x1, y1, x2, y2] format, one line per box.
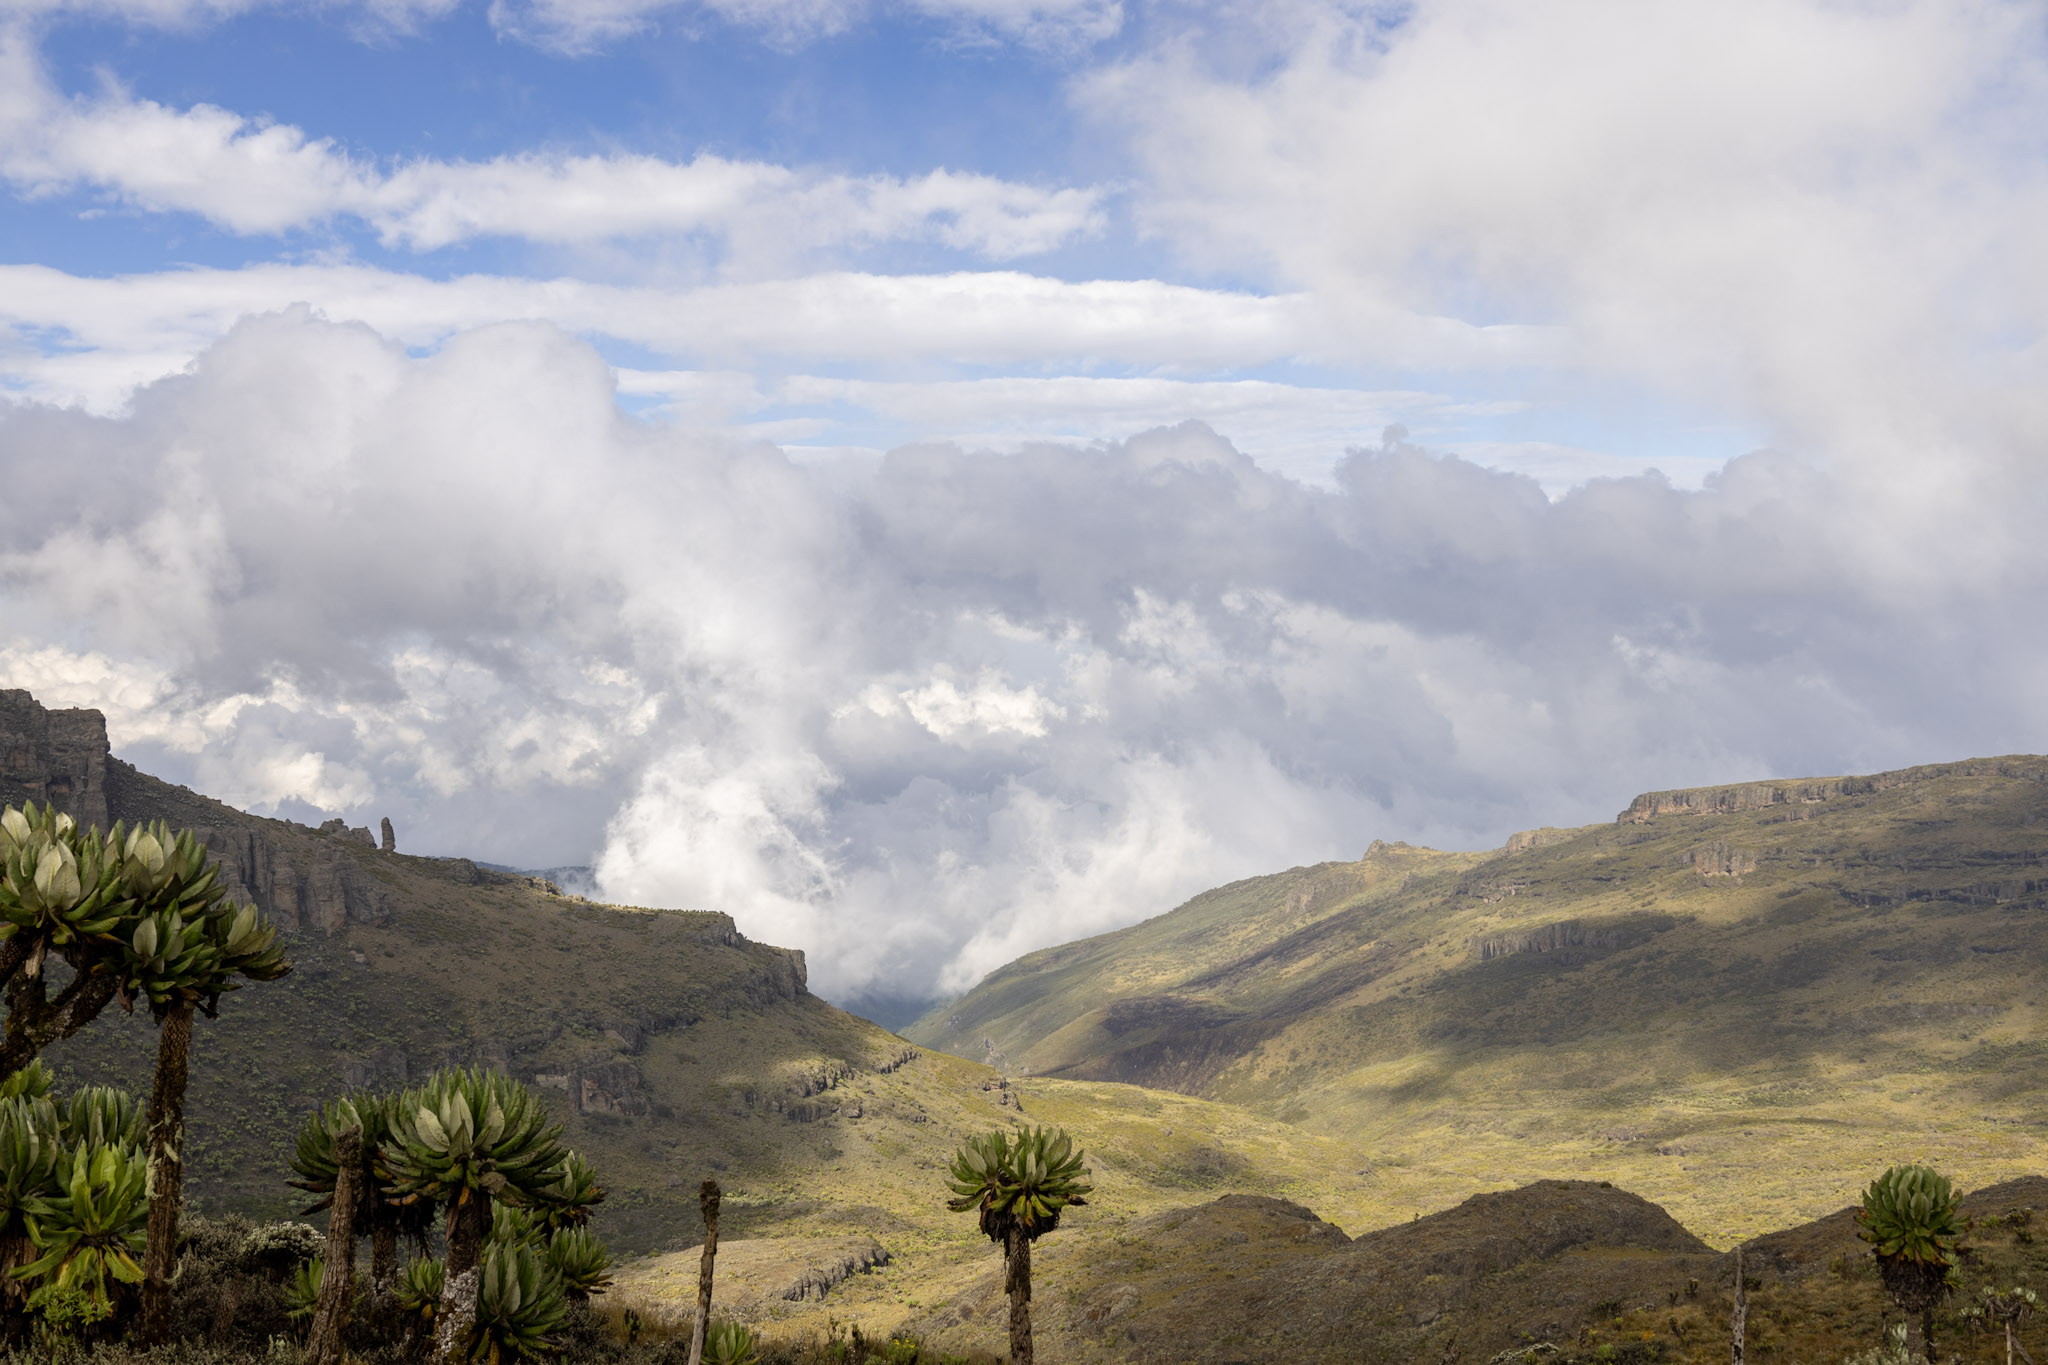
[32, 758, 1378, 1340]
[903, 1175, 2048, 1365]
[907, 758, 2048, 1242]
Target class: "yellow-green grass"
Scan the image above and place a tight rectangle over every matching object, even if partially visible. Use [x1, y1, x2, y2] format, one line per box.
[910, 758, 2048, 1244]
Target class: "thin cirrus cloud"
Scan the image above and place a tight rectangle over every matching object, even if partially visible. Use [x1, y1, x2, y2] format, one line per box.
[0, 262, 1350, 411]
[0, 0, 1121, 48]
[487, 0, 1123, 51]
[0, 39, 1104, 260]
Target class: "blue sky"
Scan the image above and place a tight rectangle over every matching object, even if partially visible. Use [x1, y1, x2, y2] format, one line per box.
[5, 0, 2048, 1010]
[0, 0, 1769, 483]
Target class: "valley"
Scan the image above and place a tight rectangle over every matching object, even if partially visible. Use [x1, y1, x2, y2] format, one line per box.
[6, 686, 2045, 1357]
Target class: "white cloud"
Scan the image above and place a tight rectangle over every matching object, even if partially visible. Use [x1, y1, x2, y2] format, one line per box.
[1087, 0, 2048, 485]
[0, 0, 1108, 48]
[0, 37, 1103, 263]
[0, 262, 1345, 411]
[4, 314, 2046, 1003]
[483, 0, 1119, 52]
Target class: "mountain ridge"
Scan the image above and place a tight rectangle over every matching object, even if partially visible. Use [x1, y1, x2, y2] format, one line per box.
[907, 752, 2048, 1240]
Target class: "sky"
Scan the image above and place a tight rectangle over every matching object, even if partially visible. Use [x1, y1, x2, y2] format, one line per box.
[4, 0, 2048, 1020]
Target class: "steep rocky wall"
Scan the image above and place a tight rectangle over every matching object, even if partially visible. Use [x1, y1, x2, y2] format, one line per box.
[2, 691, 391, 934]
[1617, 755, 2048, 824]
[187, 823, 391, 933]
[0, 689, 110, 831]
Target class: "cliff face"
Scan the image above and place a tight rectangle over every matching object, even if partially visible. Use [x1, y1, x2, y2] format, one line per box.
[0, 690, 393, 936]
[0, 689, 110, 831]
[0, 689, 865, 1252]
[1616, 755, 2048, 823]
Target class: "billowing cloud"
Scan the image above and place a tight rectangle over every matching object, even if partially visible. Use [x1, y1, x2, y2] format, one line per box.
[1087, 0, 2048, 472]
[4, 312, 2046, 1010]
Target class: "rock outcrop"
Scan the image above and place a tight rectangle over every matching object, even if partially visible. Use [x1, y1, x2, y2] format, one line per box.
[380, 817, 395, 852]
[0, 689, 110, 831]
[1618, 755, 2048, 824]
[1692, 839, 1757, 878]
[190, 824, 391, 933]
[1469, 919, 1620, 961]
[2, 690, 392, 933]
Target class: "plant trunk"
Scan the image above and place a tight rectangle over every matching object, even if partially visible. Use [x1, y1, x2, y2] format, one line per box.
[372, 1223, 399, 1294]
[687, 1179, 720, 1365]
[1005, 1224, 1033, 1365]
[0, 1226, 30, 1340]
[0, 954, 117, 1079]
[1730, 1246, 1745, 1365]
[304, 1123, 362, 1365]
[434, 1266, 478, 1365]
[435, 1192, 490, 1365]
[138, 999, 194, 1347]
[444, 1190, 488, 1279]
[1879, 1258, 1945, 1361]
[209, 1277, 243, 1343]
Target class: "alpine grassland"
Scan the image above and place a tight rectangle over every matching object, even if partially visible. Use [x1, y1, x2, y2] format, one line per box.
[909, 758, 2048, 1244]
[3, 693, 2047, 1362]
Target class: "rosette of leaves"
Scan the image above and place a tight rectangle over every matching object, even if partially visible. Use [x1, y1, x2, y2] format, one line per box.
[396, 1254, 445, 1327]
[1858, 1164, 1964, 1353]
[383, 1069, 568, 1277]
[17, 1139, 149, 1315]
[945, 1126, 1092, 1242]
[57, 1086, 143, 1152]
[121, 898, 289, 1020]
[0, 805, 128, 965]
[533, 1151, 605, 1233]
[486, 1205, 540, 1249]
[289, 1097, 372, 1214]
[289, 1093, 425, 1288]
[284, 1253, 325, 1322]
[0, 1060, 54, 1104]
[704, 1321, 759, 1365]
[542, 1227, 611, 1301]
[0, 1091, 60, 1300]
[469, 1238, 568, 1364]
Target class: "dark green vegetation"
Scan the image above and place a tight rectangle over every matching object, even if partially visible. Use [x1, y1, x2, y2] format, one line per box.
[908, 757, 2048, 1239]
[1858, 1164, 1965, 1356]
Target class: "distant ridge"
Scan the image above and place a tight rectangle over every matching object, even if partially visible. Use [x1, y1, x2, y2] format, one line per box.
[1618, 754, 2048, 823]
[908, 753, 2048, 1239]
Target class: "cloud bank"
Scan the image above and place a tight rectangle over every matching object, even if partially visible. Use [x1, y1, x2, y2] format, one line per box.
[4, 311, 2046, 1010]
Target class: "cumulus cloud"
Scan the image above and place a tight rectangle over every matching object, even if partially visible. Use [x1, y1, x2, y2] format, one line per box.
[0, 37, 1102, 263]
[1087, 0, 2048, 480]
[3, 312, 2046, 1009]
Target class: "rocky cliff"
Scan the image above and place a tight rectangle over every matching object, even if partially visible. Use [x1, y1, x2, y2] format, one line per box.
[0, 689, 110, 831]
[3, 690, 397, 934]
[1616, 754, 2048, 823]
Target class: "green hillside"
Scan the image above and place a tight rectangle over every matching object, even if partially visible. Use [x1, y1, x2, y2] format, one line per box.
[1, 697, 1378, 1341]
[906, 757, 2048, 1240]
[902, 1173, 2048, 1365]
